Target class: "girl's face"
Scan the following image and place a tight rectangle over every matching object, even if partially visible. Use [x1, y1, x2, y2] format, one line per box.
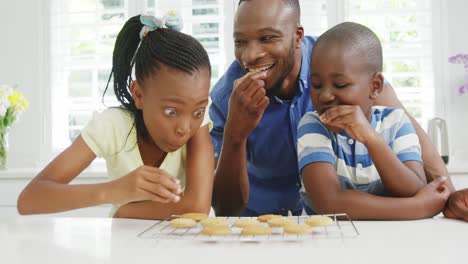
[132, 66, 210, 152]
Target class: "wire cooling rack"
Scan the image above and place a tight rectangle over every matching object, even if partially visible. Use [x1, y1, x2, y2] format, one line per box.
[138, 213, 359, 242]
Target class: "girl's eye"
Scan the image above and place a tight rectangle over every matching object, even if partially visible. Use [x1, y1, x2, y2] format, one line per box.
[193, 109, 205, 118]
[164, 108, 177, 116]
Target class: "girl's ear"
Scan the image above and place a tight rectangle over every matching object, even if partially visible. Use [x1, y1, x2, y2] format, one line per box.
[370, 72, 384, 99]
[130, 80, 144, 109]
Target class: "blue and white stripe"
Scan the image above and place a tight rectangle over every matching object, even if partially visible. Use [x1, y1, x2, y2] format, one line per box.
[297, 106, 422, 186]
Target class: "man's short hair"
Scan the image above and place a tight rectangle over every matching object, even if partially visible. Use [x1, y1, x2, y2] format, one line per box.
[238, 0, 301, 24]
[315, 22, 383, 72]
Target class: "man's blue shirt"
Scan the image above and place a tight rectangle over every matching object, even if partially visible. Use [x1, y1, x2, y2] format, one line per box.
[209, 36, 317, 216]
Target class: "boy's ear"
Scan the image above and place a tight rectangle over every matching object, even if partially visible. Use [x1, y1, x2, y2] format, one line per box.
[370, 72, 384, 99]
[130, 80, 144, 109]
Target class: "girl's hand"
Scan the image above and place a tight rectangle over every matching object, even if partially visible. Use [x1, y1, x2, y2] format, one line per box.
[414, 177, 451, 218]
[109, 165, 181, 206]
[320, 105, 376, 144]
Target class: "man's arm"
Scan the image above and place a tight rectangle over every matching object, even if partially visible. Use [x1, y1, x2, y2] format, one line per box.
[375, 82, 455, 191]
[210, 71, 269, 216]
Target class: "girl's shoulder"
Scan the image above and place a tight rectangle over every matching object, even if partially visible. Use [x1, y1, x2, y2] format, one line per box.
[81, 107, 136, 158]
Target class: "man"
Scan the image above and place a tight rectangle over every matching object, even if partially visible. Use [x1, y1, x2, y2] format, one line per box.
[209, 0, 468, 220]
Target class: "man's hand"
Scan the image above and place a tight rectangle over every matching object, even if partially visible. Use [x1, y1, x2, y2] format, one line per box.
[320, 105, 376, 144]
[443, 188, 468, 221]
[226, 71, 270, 141]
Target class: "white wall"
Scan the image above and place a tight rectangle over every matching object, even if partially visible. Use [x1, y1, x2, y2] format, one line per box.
[443, 0, 468, 173]
[0, 0, 467, 216]
[0, 0, 45, 169]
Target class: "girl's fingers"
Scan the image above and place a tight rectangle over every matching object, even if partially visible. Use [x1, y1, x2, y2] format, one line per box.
[143, 168, 181, 194]
[139, 180, 180, 202]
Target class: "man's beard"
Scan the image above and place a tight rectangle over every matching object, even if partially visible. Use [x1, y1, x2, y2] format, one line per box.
[266, 45, 296, 98]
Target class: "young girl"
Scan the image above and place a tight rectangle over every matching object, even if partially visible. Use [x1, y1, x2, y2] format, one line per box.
[17, 14, 214, 219]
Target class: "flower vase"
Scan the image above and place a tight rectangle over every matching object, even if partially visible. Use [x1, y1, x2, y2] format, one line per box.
[0, 129, 9, 170]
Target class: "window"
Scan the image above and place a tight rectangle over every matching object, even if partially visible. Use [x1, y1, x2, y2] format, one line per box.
[49, 0, 435, 152]
[49, 0, 227, 150]
[300, 0, 435, 127]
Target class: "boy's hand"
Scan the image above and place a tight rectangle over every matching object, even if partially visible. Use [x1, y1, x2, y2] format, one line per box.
[414, 177, 451, 218]
[110, 165, 181, 206]
[443, 188, 468, 221]
[320, 105, 376, 143]
[226, 71, 270, 141]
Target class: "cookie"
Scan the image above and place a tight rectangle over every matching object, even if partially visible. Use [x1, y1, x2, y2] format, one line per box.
[200, 217, 229, 228]
[241, 225, 272, 236]
[257, 214, 282, 222]
[305, 215, 333, 227]
[267, 217, 294, 227]
[283, 224, 313, 234]
[180, 213, 209, 222]
[169, 218, 197, 228]
[200, 226, 232, 236]
[233, 218, 261, 228]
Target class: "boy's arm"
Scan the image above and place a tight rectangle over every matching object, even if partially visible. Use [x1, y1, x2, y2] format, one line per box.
[365, 134, 425, 196]
[375, 82, 455, 191]
[302, 162, 450, 220]
[321, 106, 425, 197]
[114, 125, 214, 219]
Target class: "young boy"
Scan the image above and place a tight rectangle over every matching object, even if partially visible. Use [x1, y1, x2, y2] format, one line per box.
[297, 22, 450, 220]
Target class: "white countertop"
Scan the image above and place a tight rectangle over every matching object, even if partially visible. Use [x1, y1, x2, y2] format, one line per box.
[1, 216, 466, 264]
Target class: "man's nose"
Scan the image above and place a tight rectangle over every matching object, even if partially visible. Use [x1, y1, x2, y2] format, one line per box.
[242, 42, 266, 65]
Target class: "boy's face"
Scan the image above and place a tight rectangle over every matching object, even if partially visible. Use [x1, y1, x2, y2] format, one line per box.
[233, 0, 303, 97]
[131, 66, 210, 152]
[310, 42, 379, 119]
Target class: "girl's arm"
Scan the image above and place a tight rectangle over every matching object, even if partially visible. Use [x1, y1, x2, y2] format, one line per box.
[302, 162, 450, 220]
[114, 125, 214, 219]
[17, 136, 104, 214]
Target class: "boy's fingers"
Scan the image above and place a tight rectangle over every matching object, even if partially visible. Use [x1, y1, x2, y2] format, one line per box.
[428, 176, 447, 189]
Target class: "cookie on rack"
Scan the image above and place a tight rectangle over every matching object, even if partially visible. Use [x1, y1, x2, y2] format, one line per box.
[305, 215, 334, 227]
[267, 217, 294, 227]
[180, 213, 209, 222]
[201, 226, 232, 236]
[200, 217, 229, 228]
[257, 214, 282, 222]
[233, 218, 261, 228]
[241, 225, 272, 236]
[283, 224, 313, 234]
[169, 218, 197, 228]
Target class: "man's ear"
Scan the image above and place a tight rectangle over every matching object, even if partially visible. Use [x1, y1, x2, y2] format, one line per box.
[295, 25, 304, 49]
[130, 80, 144, 109]
[370, 72, 384, 99]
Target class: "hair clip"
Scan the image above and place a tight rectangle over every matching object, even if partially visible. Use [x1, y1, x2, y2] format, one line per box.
[139, 11, 183, 39]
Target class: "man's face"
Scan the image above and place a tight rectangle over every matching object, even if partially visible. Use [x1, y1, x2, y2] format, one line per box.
[233, 0, 301, 97]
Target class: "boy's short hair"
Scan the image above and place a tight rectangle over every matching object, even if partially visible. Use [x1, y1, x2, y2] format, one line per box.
[314, 22, 383, 72]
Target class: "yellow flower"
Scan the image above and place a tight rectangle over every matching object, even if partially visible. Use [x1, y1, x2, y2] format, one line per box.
[8, 91, 29, 112]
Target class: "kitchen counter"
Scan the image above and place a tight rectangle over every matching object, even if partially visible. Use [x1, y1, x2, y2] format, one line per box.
[1, 216, 466, 264]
